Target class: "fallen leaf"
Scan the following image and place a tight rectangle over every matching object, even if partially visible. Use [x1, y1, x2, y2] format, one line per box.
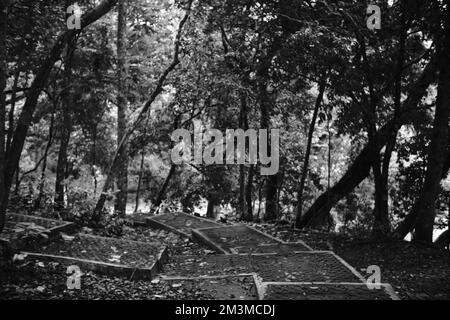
[61, 234, 75, 241]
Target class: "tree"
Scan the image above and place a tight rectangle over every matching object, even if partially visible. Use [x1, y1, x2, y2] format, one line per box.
[295, 76, 327, 227]
[55, 1, 77, 211]
[0, 0, 8, 233]
[402, 0, 450, 243]
[115, 0, 128, 216]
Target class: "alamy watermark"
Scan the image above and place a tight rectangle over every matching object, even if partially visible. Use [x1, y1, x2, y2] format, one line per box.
[171, 121, 280, 176]
[367, 4, 381, 30]
[66, 265, 82, 290]
[67, 3, 82, 30]
[364, 265, 382, 290]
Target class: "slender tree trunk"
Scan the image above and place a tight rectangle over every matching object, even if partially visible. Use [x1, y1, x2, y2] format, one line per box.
[373, 11, 407, 238]
[153, 164, 176, 209]
[13, 165, 20, 195]
[6, 67, 20, 156]
[295, 77, 326, 227]
[206, 197, 216, 219]
[245, 164, 254, 220]
[115, 0, 128, 216]
[54, 110, 72, 210]
[257, 184, 263, 219]
[134, 144, 146, 213]
[448, 207, 450, 249]
[55, 29, 76, 211]
[239, 165, 246, 215]
[276, 164, 285, 217]
[0, 0, 8, 234]
[238, 93, 249, 220]
[410, 6, 450, 243]
[150, 116, 180, 212]
[448, 205, 450, 248]
[372, 147, 391, 237]
[326, 110, 333, 230]
[35, 102, 56, 208]
[5, 1, 33, 156]
[12, 72, 31, 196]
[258, 63, 278, 221]
[92, 126, 98, 196]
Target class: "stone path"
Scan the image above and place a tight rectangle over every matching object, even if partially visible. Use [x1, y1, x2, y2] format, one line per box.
[2, 212, 400, 300]
[147, 212, 222, 237]
[193, 225, 312, 254]
[160, 252, 363, 283]
[150, 212, 399, 300]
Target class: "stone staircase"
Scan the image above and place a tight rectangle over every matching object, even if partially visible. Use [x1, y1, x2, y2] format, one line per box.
[1, 212, 400, 300]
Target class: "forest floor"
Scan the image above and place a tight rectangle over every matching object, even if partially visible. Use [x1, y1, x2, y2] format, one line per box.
[0, 218, 449, 300]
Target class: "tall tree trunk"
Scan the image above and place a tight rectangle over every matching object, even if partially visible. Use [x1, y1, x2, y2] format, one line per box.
[295, 77, 326, 228]
[35, 102, 56, 208]
[326, 110, 333, 231]
[238, 164, 246, 216]
[5, 0, 33, 156]
[54, 119, 71, 210]
[409, 6, 450, 243]
[238, 93, 250, 220]
[134, 143, 146, 213]
[258, 63, 278, 221]
[6, 67, 20, 156]
[448, 206, 450, 249]
[150, 116, 180, 212]
[115, 0, 128, 216]
[12, 72, 32, 196]
[297, 57, 438, 229]
[55, 27, 76, 211]
[245, 164, 254, 221]
[0, 0, 8, 234]
[373, 10, 407, 238]
[372, 148, 391, 236]
[153, 164, 176, 209]
[206, 197, 216, 219]
[276, 163, 285, 216]
[92, 126, 98, 196]
[257, 183, 263, 220]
